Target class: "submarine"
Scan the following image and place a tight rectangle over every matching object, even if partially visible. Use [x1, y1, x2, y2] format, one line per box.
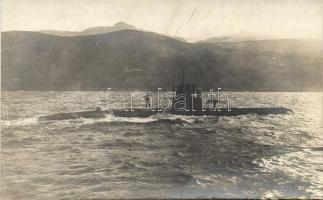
[39, 83, 292, 121]
[39, 65, 292, 121]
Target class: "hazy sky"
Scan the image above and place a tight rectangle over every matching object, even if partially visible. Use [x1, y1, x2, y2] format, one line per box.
[2, 0, 322, 41]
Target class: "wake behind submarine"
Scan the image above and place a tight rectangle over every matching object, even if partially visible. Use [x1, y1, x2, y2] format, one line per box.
[39, 83, 292, 121]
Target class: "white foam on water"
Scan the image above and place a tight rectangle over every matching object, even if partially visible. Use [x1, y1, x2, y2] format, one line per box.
[81, 114, 158, 124]
[36, 113, 199, 130]
[79, 113, 199, 125]
[1, 117, 39, 127]
[262, 190, 283, 199]
[153, 113, 198, 122]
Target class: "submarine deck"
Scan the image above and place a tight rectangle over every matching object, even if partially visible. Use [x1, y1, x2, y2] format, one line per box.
[39, 107, 292, 121]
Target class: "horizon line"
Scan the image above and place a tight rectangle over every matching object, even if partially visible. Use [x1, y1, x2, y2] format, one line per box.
[1, 28, 321, 42]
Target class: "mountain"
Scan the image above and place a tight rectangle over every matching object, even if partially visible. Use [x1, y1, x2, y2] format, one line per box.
[39, 22, 136, 36]
[2, 30, 322, 91]
[200, 36, 256, 43]
[38, 22, 186, 42]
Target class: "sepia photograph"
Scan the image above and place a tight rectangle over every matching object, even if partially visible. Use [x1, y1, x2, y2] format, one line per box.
[1, 0, 322, 199]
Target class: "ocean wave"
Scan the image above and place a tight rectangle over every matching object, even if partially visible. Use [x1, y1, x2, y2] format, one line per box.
[1, 117, 39, 127]
[80, 113, 201, 126]
[30, 113, 204, 130]
[1, 112, 204, 129]
[255, 149, 323, 198]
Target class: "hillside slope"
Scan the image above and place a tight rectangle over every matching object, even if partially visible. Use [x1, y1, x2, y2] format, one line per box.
[2, 30, 322, 91]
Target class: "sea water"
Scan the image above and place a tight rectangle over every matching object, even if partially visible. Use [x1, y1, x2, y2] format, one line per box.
[1, 92, 322, 199]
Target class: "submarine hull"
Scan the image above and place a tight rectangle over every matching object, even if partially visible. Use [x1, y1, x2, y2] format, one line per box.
[39, 107, 292, 121]
[113, 107, 292, 117]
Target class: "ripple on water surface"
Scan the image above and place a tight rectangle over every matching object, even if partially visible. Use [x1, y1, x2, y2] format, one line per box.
[1, 92, 323, 199]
